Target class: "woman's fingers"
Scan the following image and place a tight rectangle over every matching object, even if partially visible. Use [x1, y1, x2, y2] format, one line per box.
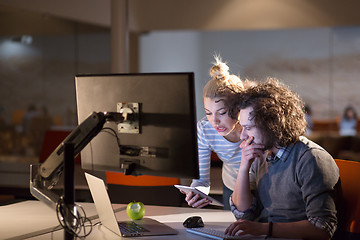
[192, 197, 211, 208]
[185, 191, 195, 201]
[185, 192, 211, 208]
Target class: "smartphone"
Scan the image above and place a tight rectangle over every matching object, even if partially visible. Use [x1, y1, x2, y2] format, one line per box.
[174, 185, 224, 206]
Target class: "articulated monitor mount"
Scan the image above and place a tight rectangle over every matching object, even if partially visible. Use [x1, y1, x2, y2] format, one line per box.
[30, 104, 139, 210]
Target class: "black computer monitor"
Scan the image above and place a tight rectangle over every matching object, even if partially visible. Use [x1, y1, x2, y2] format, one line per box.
[75, 73, 199, 179]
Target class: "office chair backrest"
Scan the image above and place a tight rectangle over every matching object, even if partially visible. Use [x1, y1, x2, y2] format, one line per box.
[334, 159, 360, 233]
[39, 129, 81, 164]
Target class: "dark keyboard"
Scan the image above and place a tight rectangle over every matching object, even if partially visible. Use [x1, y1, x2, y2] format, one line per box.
[186, 227, 252, 240]
[118, 221, 150, 236]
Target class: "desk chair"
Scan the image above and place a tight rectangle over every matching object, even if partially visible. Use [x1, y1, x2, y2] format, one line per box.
[39, 129, 80, 163]
[106, 172, 184, 207]
[334, 159, 360, 239]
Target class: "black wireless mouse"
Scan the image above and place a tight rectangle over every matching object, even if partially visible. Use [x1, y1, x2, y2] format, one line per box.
[183, 216, 204, 228]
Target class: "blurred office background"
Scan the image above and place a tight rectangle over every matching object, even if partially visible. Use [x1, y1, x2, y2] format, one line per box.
[1, 0, 360, 201]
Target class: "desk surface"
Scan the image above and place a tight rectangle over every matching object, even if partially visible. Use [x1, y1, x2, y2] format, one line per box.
[1, 200, 289, 240]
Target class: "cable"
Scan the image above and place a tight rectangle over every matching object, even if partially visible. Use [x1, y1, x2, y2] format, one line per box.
[101, 127, 122, 155]
[88, 127, 121, 171]
[55, 196, 93, 238]
[54, 127, 121, 238]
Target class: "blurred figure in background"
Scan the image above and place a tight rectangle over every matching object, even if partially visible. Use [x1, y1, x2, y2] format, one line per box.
[22, 104, 38, 136]
[339, 105, 357, 136]
[304, 104, 313, 136]
[0, 105, 6, 129]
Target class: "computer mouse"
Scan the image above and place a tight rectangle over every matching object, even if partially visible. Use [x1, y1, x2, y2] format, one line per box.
[183, 216, 204, 228]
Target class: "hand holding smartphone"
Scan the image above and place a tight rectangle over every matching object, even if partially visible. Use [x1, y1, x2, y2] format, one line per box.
[174, 185, 224, 206]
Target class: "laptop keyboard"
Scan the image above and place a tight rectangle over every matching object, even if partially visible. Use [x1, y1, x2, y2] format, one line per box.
[118, 221, 150, 236]
[186, 227, 252, 240]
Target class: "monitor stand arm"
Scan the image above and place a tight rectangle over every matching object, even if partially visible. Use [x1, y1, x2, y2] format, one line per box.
[29, 110, 137, 210]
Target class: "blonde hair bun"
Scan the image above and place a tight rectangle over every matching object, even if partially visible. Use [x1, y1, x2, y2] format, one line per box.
[209, 56, 230, 80]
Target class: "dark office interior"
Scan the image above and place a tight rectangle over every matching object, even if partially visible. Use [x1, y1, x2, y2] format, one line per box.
[0, 1, 360, 239]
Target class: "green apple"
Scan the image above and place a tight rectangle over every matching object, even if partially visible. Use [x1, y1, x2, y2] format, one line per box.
[126, 201, 145, 220]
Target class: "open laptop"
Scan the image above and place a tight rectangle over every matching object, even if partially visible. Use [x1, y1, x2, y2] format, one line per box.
[85, 172, 178, 237]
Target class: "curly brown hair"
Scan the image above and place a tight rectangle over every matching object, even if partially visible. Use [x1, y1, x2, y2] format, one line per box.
[237, 78, 306, 148]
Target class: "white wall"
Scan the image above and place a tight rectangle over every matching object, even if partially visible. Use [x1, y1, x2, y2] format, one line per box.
[139, 27, 360, 121]
[139, 31, 205, 120]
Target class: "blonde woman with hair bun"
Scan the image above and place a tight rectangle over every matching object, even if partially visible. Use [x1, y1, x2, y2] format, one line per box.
[181, 56, 244, 210]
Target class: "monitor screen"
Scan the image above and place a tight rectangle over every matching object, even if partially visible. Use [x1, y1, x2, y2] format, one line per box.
[75, 73, 199, 179]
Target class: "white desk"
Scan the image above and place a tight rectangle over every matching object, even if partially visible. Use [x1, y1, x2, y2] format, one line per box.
[1, 200, 286, 240]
